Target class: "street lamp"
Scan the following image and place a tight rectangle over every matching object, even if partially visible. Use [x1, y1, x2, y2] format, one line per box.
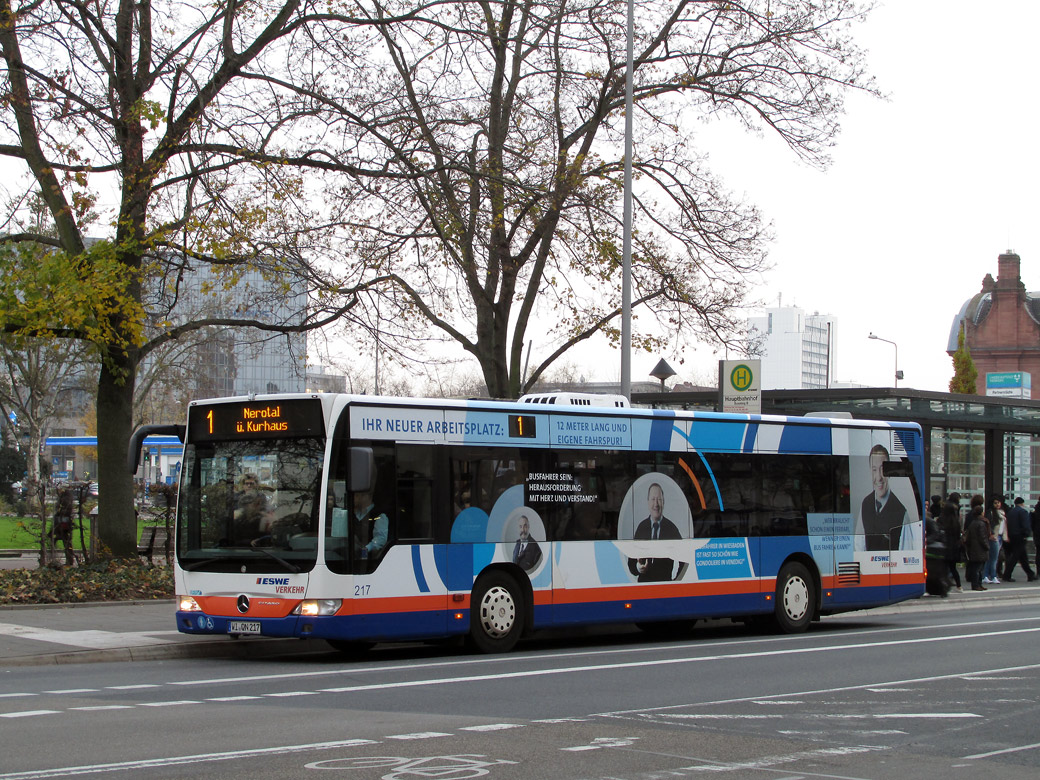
[650, 358, 676, 391]
[868, 333, 903, 387]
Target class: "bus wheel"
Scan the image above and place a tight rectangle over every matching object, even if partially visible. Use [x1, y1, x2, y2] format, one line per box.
[774, 562, 814, 633]
[470, 572, 523, 653]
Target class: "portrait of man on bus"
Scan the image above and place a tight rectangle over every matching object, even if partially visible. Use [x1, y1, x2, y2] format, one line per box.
[854, 443, 921, 552]
[511, 513, 542, 571]
[626, 479, 685, 582]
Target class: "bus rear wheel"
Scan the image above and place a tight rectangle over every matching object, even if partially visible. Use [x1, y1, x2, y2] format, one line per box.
[773, 562, 814, 633]
[469, 571, 523, 653]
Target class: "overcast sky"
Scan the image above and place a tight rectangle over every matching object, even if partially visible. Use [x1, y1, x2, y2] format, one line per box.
[617, 1, 1040, 392]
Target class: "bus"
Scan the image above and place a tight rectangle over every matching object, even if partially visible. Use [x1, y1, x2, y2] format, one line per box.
[131, 393, 926, 653]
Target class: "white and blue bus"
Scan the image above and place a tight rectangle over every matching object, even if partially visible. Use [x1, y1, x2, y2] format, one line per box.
[136, 393, 926, 653]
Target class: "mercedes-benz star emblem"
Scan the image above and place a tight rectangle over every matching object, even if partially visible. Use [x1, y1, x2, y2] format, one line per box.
[237, 594, 250, 613]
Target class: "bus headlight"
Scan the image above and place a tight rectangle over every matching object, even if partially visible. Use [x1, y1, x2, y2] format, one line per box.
[292, 599, 342, 617]
[179, 596, 202, 612]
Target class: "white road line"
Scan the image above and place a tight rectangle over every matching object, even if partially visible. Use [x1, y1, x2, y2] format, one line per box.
[384, 732, 453, 740]
[963, 740, 1040, 760]
[264, 691, 319, 698]
[105, 684, 159, 690]
[0, 710, 60, 719]
[598, 661, 1040, 719]
[0, 693, 36, 699]
[68, 706, 134, 712]
[138, 700, 200, 707]
[459, 723, 524, 732]
[0, 738, 380, 780]
[42, 689, 97, 695]
[162, 614, 1040, 690]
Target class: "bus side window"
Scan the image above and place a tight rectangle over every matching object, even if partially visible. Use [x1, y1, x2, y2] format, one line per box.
[396, 445, 435, 541]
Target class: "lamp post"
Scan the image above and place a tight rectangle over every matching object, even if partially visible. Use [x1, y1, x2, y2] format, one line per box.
[650, 358, 676, 391]
[868, 333, 902, 387]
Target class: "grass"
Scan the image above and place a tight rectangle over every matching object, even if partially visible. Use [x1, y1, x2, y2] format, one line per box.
[0, 513, 171, 550]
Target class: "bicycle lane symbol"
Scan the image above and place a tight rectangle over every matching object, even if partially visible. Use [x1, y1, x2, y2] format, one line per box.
[304, 754, 519, 779]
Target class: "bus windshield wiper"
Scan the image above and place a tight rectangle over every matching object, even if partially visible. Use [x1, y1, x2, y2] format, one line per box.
[184, 549, 299, 574]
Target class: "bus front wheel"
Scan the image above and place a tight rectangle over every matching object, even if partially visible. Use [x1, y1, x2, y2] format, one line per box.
[773, 562, 814, 633]
[469, 572, 523, 653]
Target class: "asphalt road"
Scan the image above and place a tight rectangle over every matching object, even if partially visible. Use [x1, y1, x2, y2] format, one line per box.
[2, 603, 1039, 779]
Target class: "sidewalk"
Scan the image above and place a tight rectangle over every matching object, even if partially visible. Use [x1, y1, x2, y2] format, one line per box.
[2, 580, 1039, 668]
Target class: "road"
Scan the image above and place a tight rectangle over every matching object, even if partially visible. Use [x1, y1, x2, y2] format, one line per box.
[2, 605, 1040, 779]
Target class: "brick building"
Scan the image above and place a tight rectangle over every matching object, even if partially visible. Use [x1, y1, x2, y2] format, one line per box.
[948, 251, 1040, 398]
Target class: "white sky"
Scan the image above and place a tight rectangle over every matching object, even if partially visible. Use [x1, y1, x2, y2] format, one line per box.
[610, 0, 1040, 392]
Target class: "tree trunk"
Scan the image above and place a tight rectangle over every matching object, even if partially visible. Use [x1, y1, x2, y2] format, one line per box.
[95, 355, 138, 558]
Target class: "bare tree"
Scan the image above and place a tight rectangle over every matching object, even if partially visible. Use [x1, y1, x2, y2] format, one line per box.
[300, 0, 876, 397]
[0, 1, 381, 556]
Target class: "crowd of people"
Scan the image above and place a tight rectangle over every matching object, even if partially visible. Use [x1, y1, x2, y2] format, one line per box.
[925, 492, 1039, 596]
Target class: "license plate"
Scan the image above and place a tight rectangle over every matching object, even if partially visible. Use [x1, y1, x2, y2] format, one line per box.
[227, 621, 261, 635]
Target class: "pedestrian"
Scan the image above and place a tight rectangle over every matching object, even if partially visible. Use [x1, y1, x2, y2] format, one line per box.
[1032, 499, 1040, 573]
[964, 496, 990, 591]
[924, 513, 950, 596]
[1001, 497, 1036, 582]
[937, 500, 963, 591]
[983, 495, 1005, 584]
[928, 495, 943, 521]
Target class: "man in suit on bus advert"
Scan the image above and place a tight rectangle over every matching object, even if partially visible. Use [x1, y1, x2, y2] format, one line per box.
[858, 444, 912, 551]
[512, 514, 542, 571]
[630, 481, 681, 582]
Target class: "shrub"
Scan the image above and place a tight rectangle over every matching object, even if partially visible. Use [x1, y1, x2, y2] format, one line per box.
[0, 560, 174, 604]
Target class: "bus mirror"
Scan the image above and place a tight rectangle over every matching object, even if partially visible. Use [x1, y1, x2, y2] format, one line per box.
[128, 424, 184, 474]
[348, 447, 375, 493]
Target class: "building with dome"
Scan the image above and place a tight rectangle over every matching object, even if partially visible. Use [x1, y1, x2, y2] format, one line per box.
[948, 251, 1040, 399]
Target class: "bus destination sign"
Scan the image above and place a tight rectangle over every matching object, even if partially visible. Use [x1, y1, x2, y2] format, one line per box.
[188, 399, 325, 442]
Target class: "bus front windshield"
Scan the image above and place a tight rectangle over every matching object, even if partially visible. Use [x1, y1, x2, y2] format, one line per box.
[177, 437, 325, 572]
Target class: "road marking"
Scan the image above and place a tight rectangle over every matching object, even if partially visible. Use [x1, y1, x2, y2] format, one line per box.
[0, 710, 59, 719]
[562, 737, 640, 751]
[0, 693, 36, 699]
[458, 723, 524, 732]
[598, 661, 1040, 719]
[43, 689, 97, 695]
[963, 740, 1040, 760]
[265, 691, 320, 698]
[69, 706, 134, 711]
[385, 732, 453, 741]
[106, 684, 159, 690]
[138, 700, 200, 707]
[162, 614, 1040, 690]
[0, 738, 380, 779]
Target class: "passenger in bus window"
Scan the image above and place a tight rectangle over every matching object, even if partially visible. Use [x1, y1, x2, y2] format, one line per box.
[629, 481, 681, 582]
[353, 490, 389, 560]
[234, 473, 273, 546]
[512, 514, 542, 571]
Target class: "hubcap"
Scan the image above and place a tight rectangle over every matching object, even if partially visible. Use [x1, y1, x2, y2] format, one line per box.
[478, 585, 516, 638]
[782, 576, 809, 622]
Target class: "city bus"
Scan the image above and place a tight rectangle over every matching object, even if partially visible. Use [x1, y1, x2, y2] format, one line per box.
[131, 393, 926, 653]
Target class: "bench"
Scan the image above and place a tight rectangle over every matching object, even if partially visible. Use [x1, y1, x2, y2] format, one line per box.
[137, 526, 170, 559]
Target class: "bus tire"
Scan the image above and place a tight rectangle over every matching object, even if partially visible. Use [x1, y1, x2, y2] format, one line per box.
[469, 571, 523, 653]
[773, 562, 814, 633]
